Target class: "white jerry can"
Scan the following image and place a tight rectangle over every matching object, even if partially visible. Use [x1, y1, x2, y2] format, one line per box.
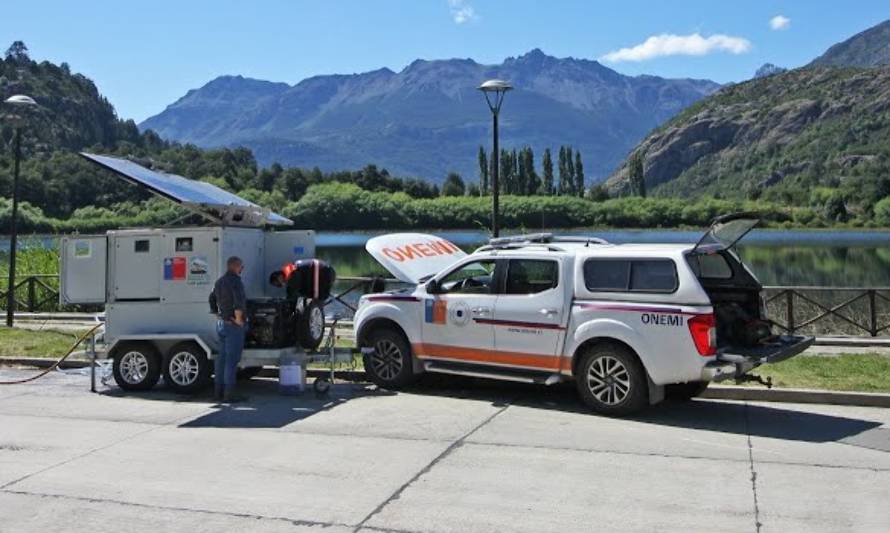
[279, 351, 305, 395]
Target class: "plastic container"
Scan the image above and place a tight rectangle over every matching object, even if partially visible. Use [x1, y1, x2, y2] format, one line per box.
[279, 351, 305, 395]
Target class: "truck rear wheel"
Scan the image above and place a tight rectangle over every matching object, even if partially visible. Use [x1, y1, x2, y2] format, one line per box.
[364, 328, 415, 389]
[112, 342, 161, 391]
[666, 381, 710, 401]
[576, 344, 648, 416]
[164, 342, 211, 394]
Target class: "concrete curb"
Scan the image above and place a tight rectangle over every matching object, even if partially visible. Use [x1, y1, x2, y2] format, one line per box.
[4, 357, 890, 408]
[702, 386, 890, 408]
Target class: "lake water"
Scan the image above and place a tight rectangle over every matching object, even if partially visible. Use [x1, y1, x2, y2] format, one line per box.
[5, 229, 890, 287]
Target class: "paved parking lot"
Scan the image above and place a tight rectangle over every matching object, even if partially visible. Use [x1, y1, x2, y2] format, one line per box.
[1, 368, 888, 532]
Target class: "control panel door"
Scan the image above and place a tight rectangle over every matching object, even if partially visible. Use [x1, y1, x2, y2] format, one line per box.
[418, 259, 497, 365]
[112, 234, 160, 301]
[60, 236, 108, 304]
[492, 259, 564, 372]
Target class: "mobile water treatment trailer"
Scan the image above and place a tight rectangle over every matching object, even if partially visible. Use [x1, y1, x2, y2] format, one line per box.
[60, 153, 318, 393]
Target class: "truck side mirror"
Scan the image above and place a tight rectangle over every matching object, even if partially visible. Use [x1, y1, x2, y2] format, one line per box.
[426, 280, 441, 294]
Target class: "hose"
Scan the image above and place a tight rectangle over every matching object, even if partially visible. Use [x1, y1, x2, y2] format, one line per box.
[0, 322, 105, 385]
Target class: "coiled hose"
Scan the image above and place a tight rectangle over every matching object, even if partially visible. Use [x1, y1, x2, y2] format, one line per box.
[0, 322, 105, 385]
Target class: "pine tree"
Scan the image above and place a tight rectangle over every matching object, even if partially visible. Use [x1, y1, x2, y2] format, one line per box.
[542, 148, 554, 195]
[478, 146, 489, 195]
[574, 150, 585, 198]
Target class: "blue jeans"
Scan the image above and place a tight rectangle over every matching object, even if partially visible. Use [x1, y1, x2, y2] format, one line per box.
[215, 320, 245, 391]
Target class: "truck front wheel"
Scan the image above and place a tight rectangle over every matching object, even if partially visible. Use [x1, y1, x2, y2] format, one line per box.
[576, 344, 648, 416]
[363, 328, 415, 389]
[112, 342, 161, 391]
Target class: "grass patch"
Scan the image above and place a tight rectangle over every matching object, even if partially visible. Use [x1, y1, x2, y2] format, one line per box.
[748, 354, 890, 393]
[0, 327, 84, 359]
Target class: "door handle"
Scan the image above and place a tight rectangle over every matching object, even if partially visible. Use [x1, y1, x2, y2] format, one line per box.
[471, 306, 491, 316]
[540, 308, 559, 316]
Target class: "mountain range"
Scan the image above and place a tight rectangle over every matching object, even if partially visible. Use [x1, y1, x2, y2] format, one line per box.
[139, 50, 719, 183]
[605, 18, 890, 221]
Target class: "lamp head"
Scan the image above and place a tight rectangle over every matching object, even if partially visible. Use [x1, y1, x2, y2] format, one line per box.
[4, 94, 38, 107]
[478, 79, 512, 114]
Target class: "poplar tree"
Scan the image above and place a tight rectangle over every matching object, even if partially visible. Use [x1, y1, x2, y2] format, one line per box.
[629, 151, 647, 197]
[566, 146, 576, 196]
[542, 148, 554, 195]
[574, 150, 585, 197]
[558, 146, 569, 195]
[478, 146, 489, 194]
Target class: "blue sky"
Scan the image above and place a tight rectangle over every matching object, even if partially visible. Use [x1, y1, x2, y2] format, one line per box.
[3, 1, 888, 122]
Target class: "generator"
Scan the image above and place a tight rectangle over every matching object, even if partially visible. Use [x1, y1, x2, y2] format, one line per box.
[60, 153, 320, 394]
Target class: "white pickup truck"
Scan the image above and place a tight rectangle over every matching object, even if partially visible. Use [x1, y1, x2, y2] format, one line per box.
[353, 214, 814, 415]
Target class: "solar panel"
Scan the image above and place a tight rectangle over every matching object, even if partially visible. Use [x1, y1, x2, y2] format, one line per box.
[81, 153, 292, 227]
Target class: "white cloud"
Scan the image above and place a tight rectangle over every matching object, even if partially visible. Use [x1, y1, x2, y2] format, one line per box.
[448, 0, 478, 24]
[770, 15, 791, 30]
[601, 33, 752, 62]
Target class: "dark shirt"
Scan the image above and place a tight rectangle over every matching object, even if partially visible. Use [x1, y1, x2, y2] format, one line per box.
[212, 271, 246, 320]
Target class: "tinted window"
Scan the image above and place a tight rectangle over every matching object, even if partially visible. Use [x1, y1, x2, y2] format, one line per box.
[584, 259, 677, 293]
[689, 253, 733, 279]
[583, 260, 629, 291]
[134, 240, 150, 253]
[631, 260, 678, 291]
[505, 260, 558, 295]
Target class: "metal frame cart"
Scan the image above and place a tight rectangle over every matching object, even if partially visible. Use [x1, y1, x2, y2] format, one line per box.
[304, 313, 360, 394]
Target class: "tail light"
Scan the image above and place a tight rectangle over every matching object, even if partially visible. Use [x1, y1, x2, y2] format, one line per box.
[688, 314, 717, 356]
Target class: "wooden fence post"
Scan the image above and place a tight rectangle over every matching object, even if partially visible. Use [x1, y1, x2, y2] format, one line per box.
[869, 289, 877, 337]
[785, 290, 795, 334]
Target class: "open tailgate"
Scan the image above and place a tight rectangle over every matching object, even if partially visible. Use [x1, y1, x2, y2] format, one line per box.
[718, 334, 815, 366]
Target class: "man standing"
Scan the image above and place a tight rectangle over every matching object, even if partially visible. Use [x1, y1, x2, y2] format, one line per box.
[211, 256, 247, 402]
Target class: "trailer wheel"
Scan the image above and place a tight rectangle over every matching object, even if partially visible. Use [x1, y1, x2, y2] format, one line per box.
[363, 327, 415, 389]
[575, 343, 648, 416]
[164, 342, 211, 394]
[112, 342, 161, 391]
[666, 381, 710, 401]
[297, 300, 325, 351]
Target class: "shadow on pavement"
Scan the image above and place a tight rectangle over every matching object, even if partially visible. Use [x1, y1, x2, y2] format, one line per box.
[406, 374, 884, 445]
[102, 377, 394, 429]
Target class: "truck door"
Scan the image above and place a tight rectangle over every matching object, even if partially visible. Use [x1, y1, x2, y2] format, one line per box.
[418, 259, 497, 365]
[491, 258, 564, 372]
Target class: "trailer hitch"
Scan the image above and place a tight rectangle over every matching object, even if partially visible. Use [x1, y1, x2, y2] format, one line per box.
[734, 374, 773, 389]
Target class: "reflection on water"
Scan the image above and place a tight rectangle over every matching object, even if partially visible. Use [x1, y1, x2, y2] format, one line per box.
[315, 229, 890, 287]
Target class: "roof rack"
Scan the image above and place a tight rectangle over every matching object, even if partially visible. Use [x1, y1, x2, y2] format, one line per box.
[486, 233, 609, 248]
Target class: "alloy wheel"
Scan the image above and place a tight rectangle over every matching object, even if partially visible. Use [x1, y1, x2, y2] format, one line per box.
[586, 355, 631, 406]
[119, 351, 149, 385]
[371, 339, 403, 381]
[168, 351, 200, 386]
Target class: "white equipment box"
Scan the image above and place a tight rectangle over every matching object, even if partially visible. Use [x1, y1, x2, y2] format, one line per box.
[60, 153, 316, 393]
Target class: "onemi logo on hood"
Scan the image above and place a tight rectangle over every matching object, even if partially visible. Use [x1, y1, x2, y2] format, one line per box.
[366, 233, 468, 284]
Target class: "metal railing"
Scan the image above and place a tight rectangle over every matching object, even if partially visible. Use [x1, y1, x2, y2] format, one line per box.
[0, 274, 60, 312]
[763, 286, 890, 337]
[5, 274, 890, 339]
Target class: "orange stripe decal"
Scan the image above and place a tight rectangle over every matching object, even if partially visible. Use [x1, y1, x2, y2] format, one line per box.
[413, 343, 561, 371]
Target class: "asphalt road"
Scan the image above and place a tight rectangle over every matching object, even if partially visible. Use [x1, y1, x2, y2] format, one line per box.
[1, 369, 888, 533]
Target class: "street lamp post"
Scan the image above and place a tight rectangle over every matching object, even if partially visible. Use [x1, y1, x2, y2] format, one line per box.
[4, 94, 38, 327]
[478, 79, 512, 238]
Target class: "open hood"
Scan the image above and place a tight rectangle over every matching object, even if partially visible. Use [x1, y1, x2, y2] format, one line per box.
[692, 212, 760, 254]
[366, 233, 467, 284]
